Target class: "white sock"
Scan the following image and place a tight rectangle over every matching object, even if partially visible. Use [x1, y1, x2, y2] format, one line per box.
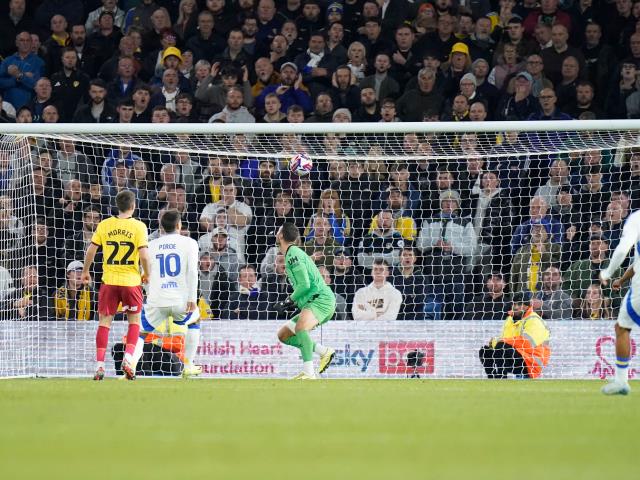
[314, 343, 328, 356]
[123, 352, 133, 364]
[303, 361, 315, 377]
[616, 365, 629, 383]
[96, 361, 105, 370]
[185, 328, 201, 366]
[131, 337, 145, 369]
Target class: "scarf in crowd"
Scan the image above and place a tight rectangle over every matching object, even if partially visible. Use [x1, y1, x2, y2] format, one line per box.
[162, 87, 179, 111]
[306, 49, 325, 68]
[54, 287, 92, 321]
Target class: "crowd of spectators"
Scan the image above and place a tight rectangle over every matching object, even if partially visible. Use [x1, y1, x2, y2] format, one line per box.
[4, 0, 640, 124]
[0, 0, 639, 322]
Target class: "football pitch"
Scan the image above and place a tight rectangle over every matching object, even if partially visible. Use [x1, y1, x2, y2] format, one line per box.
[0, 379, 637, 480]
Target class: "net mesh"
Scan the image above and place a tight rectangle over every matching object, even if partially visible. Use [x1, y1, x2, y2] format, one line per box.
[1, 124, 639, 379]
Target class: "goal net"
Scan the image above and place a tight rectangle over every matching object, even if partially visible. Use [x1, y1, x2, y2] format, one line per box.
[1, 121, 639, 379]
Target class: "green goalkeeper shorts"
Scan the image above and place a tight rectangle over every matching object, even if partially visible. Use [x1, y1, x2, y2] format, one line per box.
[292, 292, 336, 326]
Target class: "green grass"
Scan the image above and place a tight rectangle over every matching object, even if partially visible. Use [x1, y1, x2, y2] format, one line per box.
[0, 379, 637, 480]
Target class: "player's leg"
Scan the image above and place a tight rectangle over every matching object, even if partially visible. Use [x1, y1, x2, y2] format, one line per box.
[603, 292, 635, 395]
[173, 306, 202, 376]
[94, 284, 120, 380]
[120, 286, 145, 380]
[294, 309, 321, 378]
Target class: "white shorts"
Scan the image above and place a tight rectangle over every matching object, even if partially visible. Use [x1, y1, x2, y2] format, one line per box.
[141, 304, 200, 332]
[617, 289, 640, 330]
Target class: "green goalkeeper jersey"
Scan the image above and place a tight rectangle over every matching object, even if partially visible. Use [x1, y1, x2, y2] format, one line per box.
[285, 245, 334, 308]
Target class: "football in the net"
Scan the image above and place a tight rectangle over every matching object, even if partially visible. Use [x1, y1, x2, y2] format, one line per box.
[289, 152, 313, 176]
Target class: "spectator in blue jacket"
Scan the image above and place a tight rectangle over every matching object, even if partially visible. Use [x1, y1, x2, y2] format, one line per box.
[0, 31, 44, 110]
[511, 196, 564, 254]
[255, 62, 313, 114]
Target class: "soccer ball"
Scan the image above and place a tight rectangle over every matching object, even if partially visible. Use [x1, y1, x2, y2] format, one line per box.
[289, 152, 313, 176]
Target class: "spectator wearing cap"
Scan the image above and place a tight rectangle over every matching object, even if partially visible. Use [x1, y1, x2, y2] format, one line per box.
[205, 226, 241, 284]
[150, 47, 192, 93]
[463, 272, 510, 321]
[531, 266, 573, 320]
[510, 221, 561, 295]
[294, 32, 339, 99]
[359, 53, 400, 102]
[255, 62, 313, 114]
[72, 79, 117, 122]
[392, 245, 429, 320]
[0, 31, 44, 110]
[496, 70, 538, 120]
[51, 260, 95, 321]
[506, 54, 552, 98]
[440, 42, 472, 99]
[86, 10, 123, 71]
[86, 0, 125, 35]
[417, 189, 477, 320]
[478, 291, 551, 379]
[563, 233, 625, 311]
[186, 10, 225, 63]
[396, 67, 443, 121]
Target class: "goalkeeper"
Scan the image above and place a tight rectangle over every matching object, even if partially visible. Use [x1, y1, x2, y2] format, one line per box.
[275, 222, 336, 379]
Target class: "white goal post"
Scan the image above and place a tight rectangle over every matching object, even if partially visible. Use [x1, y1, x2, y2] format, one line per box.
[1, 120, 639, 379]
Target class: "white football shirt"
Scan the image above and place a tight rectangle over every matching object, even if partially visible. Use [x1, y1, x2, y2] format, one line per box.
[146, 233, 199, 307]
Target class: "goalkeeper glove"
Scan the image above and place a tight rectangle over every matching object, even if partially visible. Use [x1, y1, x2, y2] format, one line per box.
[274, 297, 297, 316]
